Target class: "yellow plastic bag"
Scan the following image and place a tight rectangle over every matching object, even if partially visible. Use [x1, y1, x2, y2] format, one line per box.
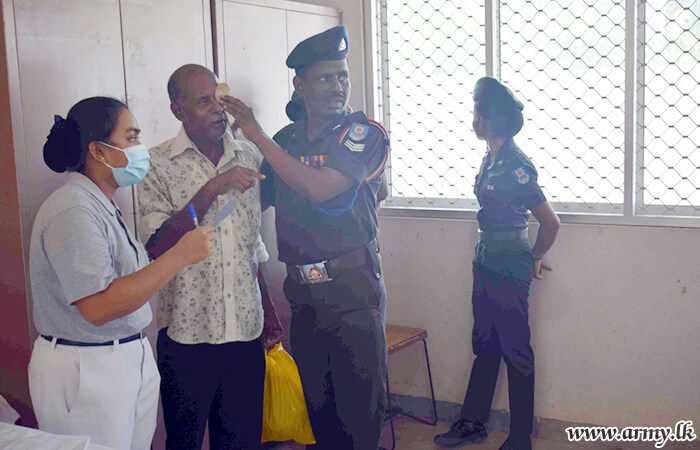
[261, 343, 316, 444]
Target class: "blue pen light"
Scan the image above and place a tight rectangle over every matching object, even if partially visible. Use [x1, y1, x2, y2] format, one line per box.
[187, 204, 199, 227]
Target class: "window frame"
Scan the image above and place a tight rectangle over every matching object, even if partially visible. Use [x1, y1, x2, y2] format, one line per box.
[364, 0, 700, 229]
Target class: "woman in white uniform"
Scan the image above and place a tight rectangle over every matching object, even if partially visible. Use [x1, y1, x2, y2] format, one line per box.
[28, 96, 215, 449]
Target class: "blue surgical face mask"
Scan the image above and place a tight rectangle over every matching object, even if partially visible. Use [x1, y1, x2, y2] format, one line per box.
[99, 142, 150, 187]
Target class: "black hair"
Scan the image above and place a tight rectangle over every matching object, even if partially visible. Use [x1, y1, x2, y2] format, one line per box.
[285, 91, 307, 122]
[43, 96, 127, 173]
[167, 76, 180, 103]
[473, 77, 524, 138]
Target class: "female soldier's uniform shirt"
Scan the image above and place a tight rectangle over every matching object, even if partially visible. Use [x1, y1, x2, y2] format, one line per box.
[473, 138, 546, 280]
[30, 172, 151, 342]
[261, 110, 389, 264]
[475, 138, 545, 229]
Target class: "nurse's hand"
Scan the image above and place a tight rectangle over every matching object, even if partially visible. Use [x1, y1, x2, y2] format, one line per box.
[533, 259, 552, 280]
[176, 226, 216, 265]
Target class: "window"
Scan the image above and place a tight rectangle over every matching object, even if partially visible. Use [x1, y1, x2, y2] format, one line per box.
[641, 0, 700, 215]
[371, 0, 700, 220]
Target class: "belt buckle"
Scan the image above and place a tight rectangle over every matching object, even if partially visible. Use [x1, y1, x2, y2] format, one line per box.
[297, 261, 333, 284]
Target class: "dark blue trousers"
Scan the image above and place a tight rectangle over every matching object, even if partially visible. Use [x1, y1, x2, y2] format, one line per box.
[283, 247, 387, 450]
[460, 266, 534, 440]
[157, 328, 265, 450]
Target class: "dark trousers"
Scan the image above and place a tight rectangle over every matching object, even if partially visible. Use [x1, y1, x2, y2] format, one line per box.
[460, 267, 534, 440]
[283, 250, 387, 450]
[157, 328, 265, 450]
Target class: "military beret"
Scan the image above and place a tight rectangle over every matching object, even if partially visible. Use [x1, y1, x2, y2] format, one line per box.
[473, 77, 524, 137]
[286, 25, 349, 75]
[473, 77, 523, 110]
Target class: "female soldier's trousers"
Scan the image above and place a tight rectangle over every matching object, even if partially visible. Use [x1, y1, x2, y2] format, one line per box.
[459, 266, 535, 441]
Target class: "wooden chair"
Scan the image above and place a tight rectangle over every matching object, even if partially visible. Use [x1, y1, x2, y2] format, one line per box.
[385, 325, 438, 449]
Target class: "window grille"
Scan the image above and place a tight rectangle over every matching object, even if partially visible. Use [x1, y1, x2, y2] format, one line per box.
[639, 0, 700, 216]
[372, 0, 700, 219]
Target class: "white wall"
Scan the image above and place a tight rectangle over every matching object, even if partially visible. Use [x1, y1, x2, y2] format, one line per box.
[298, 0, 700, 428]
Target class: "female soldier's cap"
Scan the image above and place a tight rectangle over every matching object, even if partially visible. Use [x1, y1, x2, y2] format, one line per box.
[286, 25, 349, 75]
[473, 76, 524, 111]
[473, 77, 524, 137]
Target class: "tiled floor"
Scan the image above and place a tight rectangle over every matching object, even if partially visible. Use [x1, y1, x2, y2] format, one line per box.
[269, 416, 700, 449]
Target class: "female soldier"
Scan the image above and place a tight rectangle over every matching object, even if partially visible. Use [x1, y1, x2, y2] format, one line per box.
[434, 78, 560, 450]
[28, 97, 215, 449]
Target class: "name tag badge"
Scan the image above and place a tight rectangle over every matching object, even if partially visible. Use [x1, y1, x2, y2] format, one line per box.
[298, 262, 332, 284]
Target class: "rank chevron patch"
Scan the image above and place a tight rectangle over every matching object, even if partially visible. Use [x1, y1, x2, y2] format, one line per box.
[344, 140, 365, 152]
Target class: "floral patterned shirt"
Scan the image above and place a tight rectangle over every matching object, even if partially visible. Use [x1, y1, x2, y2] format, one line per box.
[138, 126, 266, 344]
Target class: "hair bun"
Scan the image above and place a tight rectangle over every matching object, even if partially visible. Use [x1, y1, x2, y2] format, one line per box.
[507, 110, 524, 137]
[43, 115, 79, 173]
[285, 92, 306, 122]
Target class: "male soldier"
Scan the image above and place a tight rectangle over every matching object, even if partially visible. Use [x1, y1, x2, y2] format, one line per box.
[223, 25, 390, 449]
[138, 64, 281, 449]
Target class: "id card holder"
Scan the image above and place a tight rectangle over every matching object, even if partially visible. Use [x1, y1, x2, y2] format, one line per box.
[297, 262, 333, 284]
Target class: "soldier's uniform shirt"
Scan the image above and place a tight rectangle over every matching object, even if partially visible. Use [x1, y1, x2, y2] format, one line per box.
[261, 110, 389, 264]
[473, 138, 546, 281]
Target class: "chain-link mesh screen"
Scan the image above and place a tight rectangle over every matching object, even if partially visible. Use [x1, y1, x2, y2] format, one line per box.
[374, 0, 700, 217]
[640, 0, 700, 215]
[501, 0, 626, 214]
[376, 0, 485, 208]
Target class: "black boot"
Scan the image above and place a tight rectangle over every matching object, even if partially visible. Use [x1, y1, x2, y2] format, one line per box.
[434, 419, 487, 447]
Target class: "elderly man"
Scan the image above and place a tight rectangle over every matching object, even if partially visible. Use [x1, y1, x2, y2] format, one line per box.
[222, 26, 390, 449]
[138, 64, 281, 450]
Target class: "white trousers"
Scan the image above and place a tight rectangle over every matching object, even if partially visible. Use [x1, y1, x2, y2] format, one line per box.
[28, 336, 160, 450]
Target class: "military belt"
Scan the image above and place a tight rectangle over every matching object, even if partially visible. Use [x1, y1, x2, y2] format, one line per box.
[478, 228, 528, 241]
[287, 238, 379, 284]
